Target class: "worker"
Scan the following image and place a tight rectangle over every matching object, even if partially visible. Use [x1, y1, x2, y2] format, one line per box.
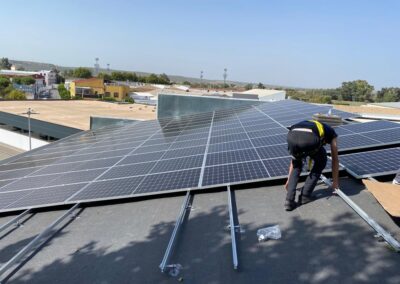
[284, 120, 340, 211]
[393, 169, 400, 185]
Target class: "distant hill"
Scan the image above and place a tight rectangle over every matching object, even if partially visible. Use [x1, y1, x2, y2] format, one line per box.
[8, 59, 287, 89]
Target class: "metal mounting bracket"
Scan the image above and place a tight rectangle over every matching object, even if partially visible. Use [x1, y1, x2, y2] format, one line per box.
[320, 175, 400, 252]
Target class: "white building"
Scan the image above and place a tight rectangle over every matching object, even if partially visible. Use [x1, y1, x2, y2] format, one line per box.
[0, 69, 57, 86]
[38, 70, 57, 86]
[233, 88, 286, 101]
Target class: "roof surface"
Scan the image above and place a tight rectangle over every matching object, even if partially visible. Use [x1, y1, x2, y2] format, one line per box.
[334, 105, 400, 117]
[0, 143, 23, 161]
[0, 101, 156, 130]
[241, 89, 286, 96]
[0, 177, 399, 283]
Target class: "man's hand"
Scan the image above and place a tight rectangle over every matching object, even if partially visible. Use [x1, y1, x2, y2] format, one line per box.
[284, 179, 289, 191]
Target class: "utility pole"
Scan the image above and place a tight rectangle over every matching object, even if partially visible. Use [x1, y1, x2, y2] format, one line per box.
[21, 108, 39, 151]
[200, 70, 204, 88]
[223, 68, 228, 90]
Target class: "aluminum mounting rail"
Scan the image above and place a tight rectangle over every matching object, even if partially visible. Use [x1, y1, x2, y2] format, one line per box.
[320, 175, 400, 252]
[0, 203, 81, 279]
[227, 185, 239, 269]
[160, 191, 193, 275]
[0, 209, 31, 235]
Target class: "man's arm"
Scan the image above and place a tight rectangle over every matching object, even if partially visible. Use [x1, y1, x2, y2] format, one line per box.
[330, 138, 339, 190]
[285, 161, 293, 190]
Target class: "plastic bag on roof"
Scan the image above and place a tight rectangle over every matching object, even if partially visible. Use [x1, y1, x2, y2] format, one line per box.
[257, 225, 281, 242]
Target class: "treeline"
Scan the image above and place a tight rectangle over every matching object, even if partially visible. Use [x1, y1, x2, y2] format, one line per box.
[0, 76, 26, 100]
[99, 71, 171, 84]
[63, 67, 171, 85]
[287, 80, 400, 104]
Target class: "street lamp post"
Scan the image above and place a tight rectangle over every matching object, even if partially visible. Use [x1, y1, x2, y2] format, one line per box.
[21, 108, 39, 151]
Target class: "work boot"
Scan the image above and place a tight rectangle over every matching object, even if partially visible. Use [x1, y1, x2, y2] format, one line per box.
[298, 194, 315, 205]
[284, 200, 296, 211]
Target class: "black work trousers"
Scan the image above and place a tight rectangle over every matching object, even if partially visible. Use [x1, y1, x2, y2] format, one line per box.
[286, 147, 327, 202]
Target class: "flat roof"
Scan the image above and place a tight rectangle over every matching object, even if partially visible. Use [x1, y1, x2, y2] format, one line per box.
[0, 100, 156, 130]
[334, 104, 400, 116]
[0, 177, 398, 283]
[0, 142, 23, 160]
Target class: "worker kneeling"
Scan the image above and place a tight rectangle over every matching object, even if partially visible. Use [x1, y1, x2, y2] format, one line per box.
[284, 120, 339, 211]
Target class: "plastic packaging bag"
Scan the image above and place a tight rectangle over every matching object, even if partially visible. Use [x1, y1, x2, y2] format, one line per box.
[257, 225, 281, 242]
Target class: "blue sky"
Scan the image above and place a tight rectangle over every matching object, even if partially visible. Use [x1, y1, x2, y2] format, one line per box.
[1, 0, 399, 89]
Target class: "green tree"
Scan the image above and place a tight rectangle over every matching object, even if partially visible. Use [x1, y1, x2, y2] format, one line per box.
[159, 73, 170, 84]
[340, 80, 374, 102]
[111, 71, 125, 81]
[0, 57, 12, 69]
[73, 67, 92, 78]
[19, 77, 35, 85]
[376, 88, 400, 102]
[5, 89, 26, 100]
[257, 82, 265, 89]
[58, 84, 71, 99]
[146, 73, 160, 84]
[0, 77, 10, 89]
[98, 72, 112, 81]
[244, 83, 253, 90]
[124, 72, 138, 82]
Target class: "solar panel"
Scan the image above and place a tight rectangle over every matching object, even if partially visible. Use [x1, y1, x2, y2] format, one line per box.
[340, 148, 400, 178]
[202, 161, 269, 186]
[0, 99, 358, 213]
[333, 120, 400, 151]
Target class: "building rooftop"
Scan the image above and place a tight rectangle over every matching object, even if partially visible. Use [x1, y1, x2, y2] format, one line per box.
[0, 100, 156, 130]
[241, 88, 285, 96]
[0, 178, 398, 283]
[0, 143, 23, 161]
[0, 99, 399, 283]
[334, 104, 400, 117]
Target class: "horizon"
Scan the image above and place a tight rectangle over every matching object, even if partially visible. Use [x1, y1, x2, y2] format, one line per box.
[1, 0, 400, 89]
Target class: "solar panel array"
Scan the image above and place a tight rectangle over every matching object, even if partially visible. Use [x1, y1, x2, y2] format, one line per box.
[332, 120, 400, 151]
[339, 147, 400, 178]
[0, 99, 396, 213]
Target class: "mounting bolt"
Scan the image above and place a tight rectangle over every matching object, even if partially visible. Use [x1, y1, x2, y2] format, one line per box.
[167, 264, 182, 277]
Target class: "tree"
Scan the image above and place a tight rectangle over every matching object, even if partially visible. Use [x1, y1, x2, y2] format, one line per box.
[98, 72, 112, 81]
[58, 84, 71, 100]
[340, 80, 374, 102]
[244, 84, 253, 90]
[257, 82, 265, 89]
[146, 73, 160, 84]
[0, 57, 11, 69]
[19, 77, 36, 85]
[73, 67, 92, 78]
[5, 89, 26, 100]
[376, 88, 400, 102]
[111, 71, 125, 81]
[182, 81, 191, 86]
[125, 72, 138, 82]
[159, 73, 170, 84]
[0, 77, 10, 89]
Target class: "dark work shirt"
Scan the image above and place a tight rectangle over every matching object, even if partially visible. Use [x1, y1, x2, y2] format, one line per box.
[289, 121, 338, 144]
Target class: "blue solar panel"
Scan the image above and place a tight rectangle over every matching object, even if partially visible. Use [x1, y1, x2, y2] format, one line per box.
[0, 99, 360, 213]
[340, 148, 400, 178]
